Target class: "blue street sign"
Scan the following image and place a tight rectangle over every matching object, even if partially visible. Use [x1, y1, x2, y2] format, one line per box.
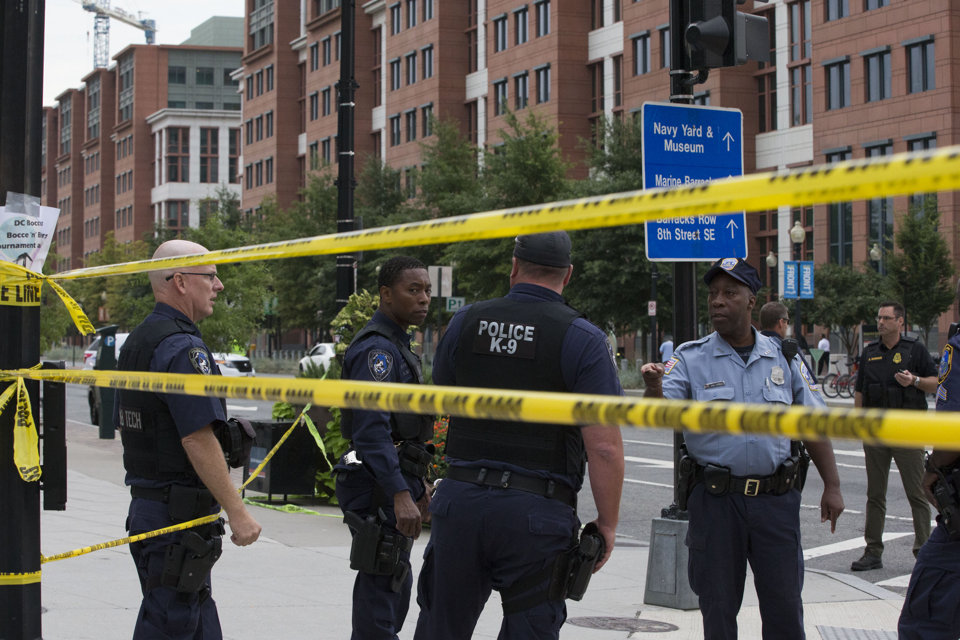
[642, 102, 746, 261]
[784, 261, 798, 298]
[784, 261, 814, 299]
[798, 261, 814, 299]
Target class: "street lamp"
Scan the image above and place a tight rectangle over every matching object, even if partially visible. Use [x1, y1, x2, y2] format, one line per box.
[869, 242, 883, 273]
[789, 221, 805, 346]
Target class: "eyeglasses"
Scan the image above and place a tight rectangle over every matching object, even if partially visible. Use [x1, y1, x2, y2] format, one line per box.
[165, 272, 218, 283]
[876, 315, 898, 322]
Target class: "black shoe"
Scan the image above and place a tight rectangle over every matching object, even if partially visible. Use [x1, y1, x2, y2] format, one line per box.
[851, 553, 883, 571]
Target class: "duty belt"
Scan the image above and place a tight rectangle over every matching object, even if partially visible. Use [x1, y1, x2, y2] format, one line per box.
[131, 484, 217, 522]
[693, 466, 788, 497]
[446, 466, 577, 508]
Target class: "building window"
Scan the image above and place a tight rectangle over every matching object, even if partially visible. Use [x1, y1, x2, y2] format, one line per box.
[493, 79, 508, 116]
[536, 64, 551, 104]
[755, 7, 777, 132]
[200, 128, 218, 183]
[825, 0, 848, 20]
[118, 55, 134, 122]
[372, 27, 383, 106]
[335, 31, 341, 60]
[266, 110, 274, 137]
[467, 1, 479, 72]
[390, 3, 401, 35]
[321, 37, 331, 66]
[422, 104, 433, 137]
[195, 67, 214, 87]
[266, 157, 273, 184]
[590, 0, 604, 30]
[245, 119, 253, 145]
[907, 134, 937, 210]
[390, 115, 402, 146]
[169, 66, 186, 84]
[404, 167, 416, 199]
[535, 0, 550, 37]
[466, 100, 478, 145]
[405, 110, 417, 142]
[788, 0, 811, 126]
[864, 48, 891, 102]
[246, 76, 254, 100]
[590, 62, 604, 114]
[196, 101, 214, 110]
[322, 87, 331, 116]
[613, 56, 623, 107]
[493, 15, 508, 52]
[826, 148, 852, 265]
[422, 45, 434, 79]
[906, 38, 935, 94]
[86, 77, 101, 140]
[255, 161, 263, 187]
[514, 72, 529, 110]
[229, 128, 240, 183]
[390, 58, 401, 90]
[633, 33, 651, 75]
[167, 127, 189, 183]
[310, 92, 319, 120]
[423, 0, 433, 20]
[406, 0, 417, 27]
[309, 142, 319, 170]
[865, 142, 893, 272]
[266, 64, 274, 91]
[864, 0, 888, 9]
[515, 6, 528, 45]
[659, 27, 670, 69]
[166, 201, 188, 229]
[249, 0, 274, 50]
[310, 43, 319, 71]
[825, 59, 850, 110]
[406, 52, 417, 85]
[256, 115, 263, 141]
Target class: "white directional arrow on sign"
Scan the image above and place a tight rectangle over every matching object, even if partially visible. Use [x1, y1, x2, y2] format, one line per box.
[726, 218, 739, 237]
[723, 131, 734, 151]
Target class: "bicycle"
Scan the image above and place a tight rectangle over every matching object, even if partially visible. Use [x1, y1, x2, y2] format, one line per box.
[821, 362, 858, 399]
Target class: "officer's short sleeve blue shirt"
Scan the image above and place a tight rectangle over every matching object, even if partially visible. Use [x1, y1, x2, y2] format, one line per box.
[663, 328, 824, 476]
[937, 332, 960, 411]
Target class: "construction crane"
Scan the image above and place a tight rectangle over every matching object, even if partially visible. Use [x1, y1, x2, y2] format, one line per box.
[74, 0, 157, 69]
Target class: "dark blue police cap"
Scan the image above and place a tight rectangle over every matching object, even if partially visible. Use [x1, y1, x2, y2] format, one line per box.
[703, 257, 761, 294]
[513, 231, 571, 268]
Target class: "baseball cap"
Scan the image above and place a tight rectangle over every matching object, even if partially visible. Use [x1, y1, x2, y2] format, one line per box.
[703, 257, 761, 294]
[513, 231, 571, 268]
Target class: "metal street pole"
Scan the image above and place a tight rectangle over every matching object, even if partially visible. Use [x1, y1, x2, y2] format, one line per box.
[649, 264, 659, 362]
[0, 1, 46, 637]
[335, 0, 357, 311]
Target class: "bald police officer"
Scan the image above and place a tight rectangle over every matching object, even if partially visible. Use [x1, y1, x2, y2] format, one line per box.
[414, 232, 625, 640]
[117, 240, 261, 640]
[642, 257, 844, 640]
[899, 278, 960, 639]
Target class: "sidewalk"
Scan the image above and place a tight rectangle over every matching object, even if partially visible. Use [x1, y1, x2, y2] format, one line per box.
[38, 423, 904, 640]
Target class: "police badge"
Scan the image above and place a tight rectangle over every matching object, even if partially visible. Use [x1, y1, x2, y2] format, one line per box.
[770, 366, 785, 385]
[188, 348, 213, 374]
[368, 350, 393, 381]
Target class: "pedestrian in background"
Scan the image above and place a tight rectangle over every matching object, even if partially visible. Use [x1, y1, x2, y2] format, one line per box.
[117, 239, 262, 640]
[850, 301, 937, 571]
[817, 333, 831, 377]
[335, 256, 434, 639]
[899, 278, 960, 638]
[414, 231, 625, 640]
[759, 301, 790, 343]
[642, 257, 843, 640]
[659, 335, 674, 362]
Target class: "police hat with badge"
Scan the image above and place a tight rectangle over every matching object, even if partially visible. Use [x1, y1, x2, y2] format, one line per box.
[703, 257, 762, 294]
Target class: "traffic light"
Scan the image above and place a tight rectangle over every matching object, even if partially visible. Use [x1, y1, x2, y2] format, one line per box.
[684, 0, 769, 70]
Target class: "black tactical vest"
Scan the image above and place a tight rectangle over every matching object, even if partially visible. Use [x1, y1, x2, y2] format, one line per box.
[861, 336, 928, 410]
[116, 316, 209, 483]
[340, 320, 434, 443]
[445, 297, 586, 478]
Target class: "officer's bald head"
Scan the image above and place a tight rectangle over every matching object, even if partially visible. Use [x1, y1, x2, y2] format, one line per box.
[149, 240, 211, 294]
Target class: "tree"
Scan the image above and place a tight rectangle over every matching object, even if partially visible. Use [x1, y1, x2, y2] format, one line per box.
[39, 244, 77, 352]
[886, 198, 956, 344]
[417, 117, 486, 218]
[802, 262, 885, 362]
[580, 114, 645, 194]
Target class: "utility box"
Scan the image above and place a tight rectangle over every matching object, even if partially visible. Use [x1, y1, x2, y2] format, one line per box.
[643, 517, 700, 610]
[242, 420, 322, 502]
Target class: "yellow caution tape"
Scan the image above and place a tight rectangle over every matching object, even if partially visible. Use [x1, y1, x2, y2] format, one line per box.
[0, 377, 41, 482]
[0, 571, 41, 585]
[3, 368, 959, 449]
[40, 406, 314, 565]
[48, 146, 960, 281]
[0, 262, 94, 334]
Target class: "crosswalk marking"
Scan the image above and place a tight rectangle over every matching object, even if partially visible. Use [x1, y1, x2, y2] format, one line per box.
[802, 532, 911, 560]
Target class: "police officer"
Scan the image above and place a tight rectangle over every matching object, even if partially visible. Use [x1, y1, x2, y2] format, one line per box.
[642, 257, 844, 640]
[117, 240, 261, 640]
[335, 256, 433, 640]
[899, 278, 960, 638]
[413, 232, 625, 640]
[850, 301, 937, 571]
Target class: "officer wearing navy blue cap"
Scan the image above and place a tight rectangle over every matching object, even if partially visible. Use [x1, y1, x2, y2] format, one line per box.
[413, 231, 625, 640]
[899, 277, 960, 639]
[117, 240, 261, 640]
[335, 255, 434, 640]
[642, 257, 844, 640]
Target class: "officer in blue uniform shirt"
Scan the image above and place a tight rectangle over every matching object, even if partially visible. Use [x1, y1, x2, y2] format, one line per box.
[899, 277, 960, 639]
[117, 240, 261, 640]
[335, 256, 434, 640]
[642, 257, 844, 640]
[414, 231, 625, 640]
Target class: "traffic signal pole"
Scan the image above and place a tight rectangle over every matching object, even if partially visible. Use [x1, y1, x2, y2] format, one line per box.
[335, 0, 358, 311]
[0, 1, 46, 637]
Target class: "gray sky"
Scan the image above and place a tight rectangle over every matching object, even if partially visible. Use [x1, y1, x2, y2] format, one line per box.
[44, 0, 243, 105]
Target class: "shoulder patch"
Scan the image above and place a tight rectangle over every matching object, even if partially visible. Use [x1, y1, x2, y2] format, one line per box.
[939, 344, 953, 386]
[798, 360, 819, 390]
[664, 356, 679, 375]
[368, 349, 393, 381]
[188, 347, 213, 375]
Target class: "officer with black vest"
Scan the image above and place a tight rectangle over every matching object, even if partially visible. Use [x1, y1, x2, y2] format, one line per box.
[335, 255, 434, 640]
[413, 232, 625, 640]
[116, 240, 261, 640]
[851, 300, 938, 571]
[899, 278, 960, 638]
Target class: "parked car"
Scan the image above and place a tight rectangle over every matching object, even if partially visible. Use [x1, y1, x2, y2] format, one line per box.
[299, 342, 336, 374]
[82, 333, 129, 370]
[212, 352, 256, 377]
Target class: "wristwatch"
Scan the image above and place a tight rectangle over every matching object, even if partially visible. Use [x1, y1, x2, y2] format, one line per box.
[913, 375, 921, 388]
